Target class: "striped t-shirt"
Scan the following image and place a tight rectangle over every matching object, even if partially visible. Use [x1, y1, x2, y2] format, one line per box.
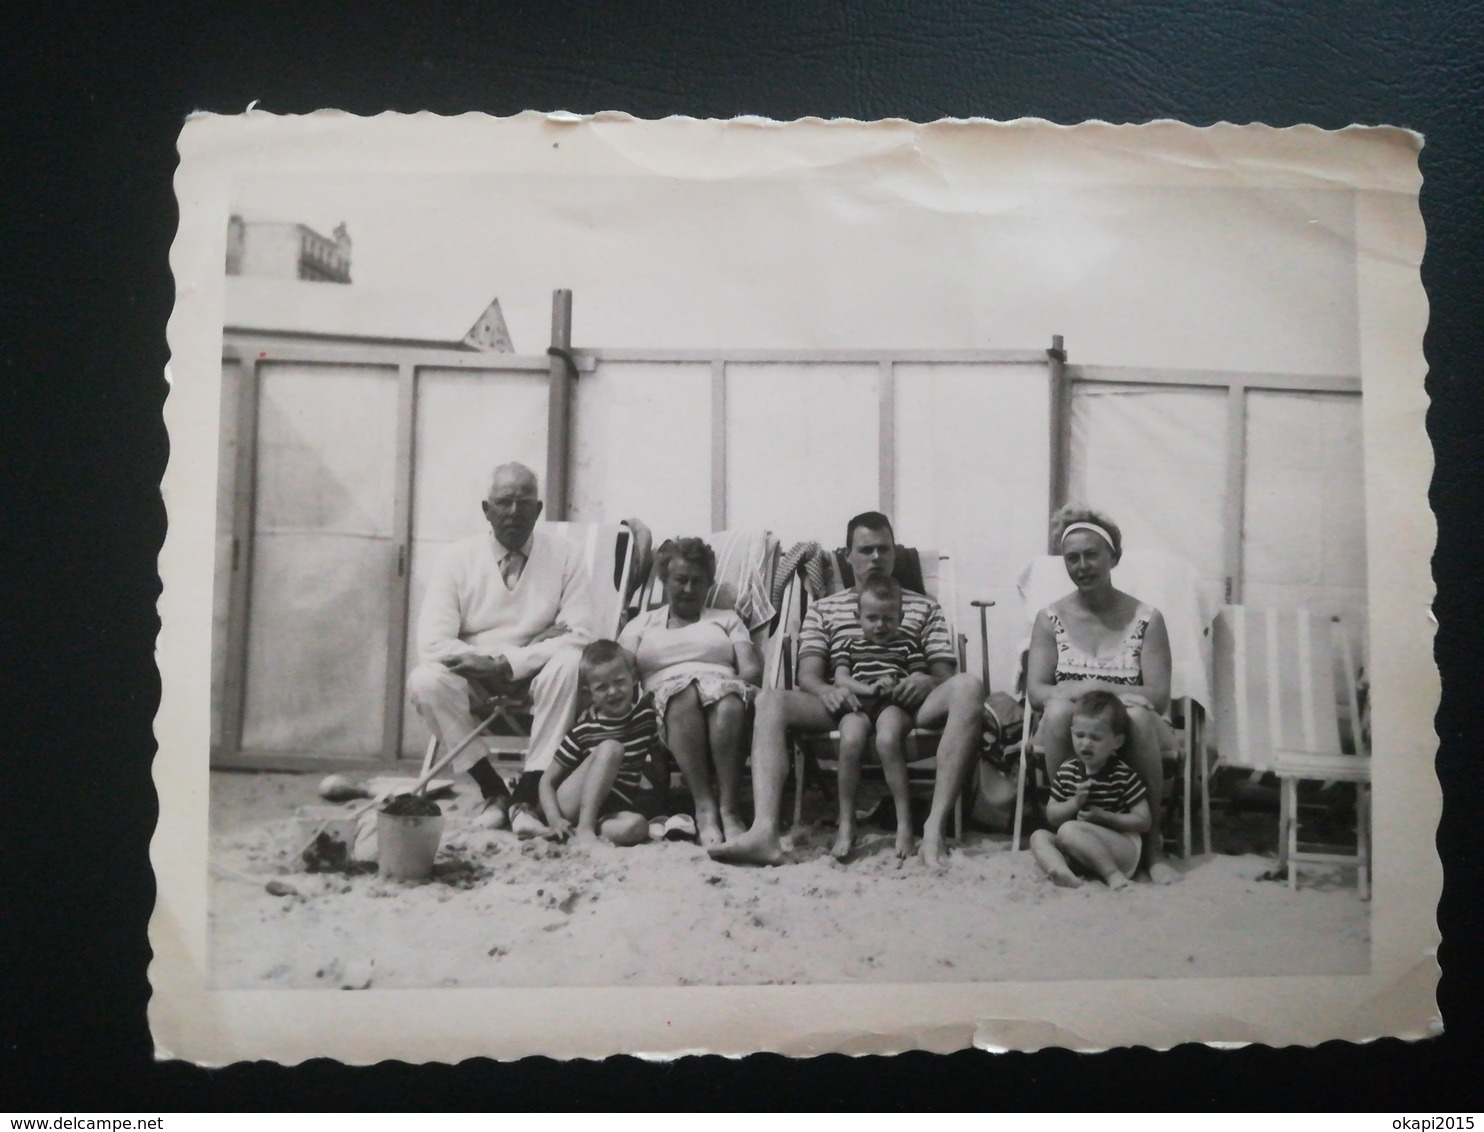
[551, 696, 661, 808]
[838, 634, 928, 685]
[798, 588, 956, 670]
[1049, 757, 1148, 814]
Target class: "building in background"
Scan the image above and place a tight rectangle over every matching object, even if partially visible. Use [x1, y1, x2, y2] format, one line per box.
[226, 215, 353, 283]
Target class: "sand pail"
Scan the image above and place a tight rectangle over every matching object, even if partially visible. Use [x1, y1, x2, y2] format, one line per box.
[376, 811, 444, 880]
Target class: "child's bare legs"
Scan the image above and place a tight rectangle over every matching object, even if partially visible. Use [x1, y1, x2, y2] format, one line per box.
[665, 685, 723, 846]
[707, 694, 748, 842]
[831, 712, 871, 860]
[1122, 704, 1176, 884]
[554, 739, 626, 840]
[874, 705, 914, 859]
[1054, 820, 1140, 889]
[1029, 828, 1082, 887]
[597, 811, 649, 846]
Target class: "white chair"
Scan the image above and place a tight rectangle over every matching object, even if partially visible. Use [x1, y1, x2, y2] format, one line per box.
[1213, 607, 1372, 898]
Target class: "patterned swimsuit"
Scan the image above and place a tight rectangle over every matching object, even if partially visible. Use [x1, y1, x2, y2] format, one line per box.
[1046, 602, 1155, 687]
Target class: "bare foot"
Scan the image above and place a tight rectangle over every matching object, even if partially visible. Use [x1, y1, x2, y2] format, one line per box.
[918, 832, 949, 869]
[830, 825, 856, 862]
[1030, 830, 1081, 888]
[708, 827, 786, 867]
[697, 819, 725, 848]
[694, 807, 725, 847]
[1106, 871, 1131, 891]
[1148, 859, 1181, 886]
[719, 809, 747, 842]
[894, 827, 914, 860]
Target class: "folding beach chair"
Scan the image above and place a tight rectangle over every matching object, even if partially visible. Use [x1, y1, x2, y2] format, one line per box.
[629, 528, 786, 664]
[1008, 549, 1216, 859]
[417, 520, 639, 777]
[624, 529, 800, 794]
[786, 548, 977, 838]
[1212, 607, 1372, 898]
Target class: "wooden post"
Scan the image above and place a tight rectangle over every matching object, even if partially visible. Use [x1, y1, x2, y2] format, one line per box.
[382, 362, 418, 763]
[545, 289, 574, 519]
[219, 356, 262, 761]
[1223, 383, 1248, 604]
[1046, 334, 1069, 552]
[710, 359, 727, 531]
[878, 359, 896, 516]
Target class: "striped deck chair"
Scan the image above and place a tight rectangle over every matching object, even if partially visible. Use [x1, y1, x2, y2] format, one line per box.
[418, 521, 638, 776]
[629, 528, 788, 669]
[626, 530, 797, 793]
[1212, 606, 1371, 898]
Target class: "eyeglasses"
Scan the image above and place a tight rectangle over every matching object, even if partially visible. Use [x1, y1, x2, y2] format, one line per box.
[487, 497, 541, 513]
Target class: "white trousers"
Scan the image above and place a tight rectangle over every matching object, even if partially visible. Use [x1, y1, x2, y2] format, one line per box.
[406, 648, 582, 775]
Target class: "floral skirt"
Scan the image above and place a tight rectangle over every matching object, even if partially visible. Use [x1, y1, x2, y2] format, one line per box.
[647, 670, 755, 741]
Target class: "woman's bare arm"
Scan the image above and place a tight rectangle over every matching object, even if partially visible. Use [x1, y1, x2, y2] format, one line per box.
[734, 641, 763, 687]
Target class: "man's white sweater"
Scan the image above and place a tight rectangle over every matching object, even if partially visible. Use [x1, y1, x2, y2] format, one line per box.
[417, 528, 595, 681]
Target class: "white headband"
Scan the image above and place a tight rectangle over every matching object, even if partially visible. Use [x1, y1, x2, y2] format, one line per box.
[1060, 521, 1115, 552]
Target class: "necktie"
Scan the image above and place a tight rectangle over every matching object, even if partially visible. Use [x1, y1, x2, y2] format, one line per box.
[500, 551, 525, 590]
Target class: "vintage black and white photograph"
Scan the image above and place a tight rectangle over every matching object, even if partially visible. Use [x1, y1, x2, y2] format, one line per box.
[153, 113, 1435, 1060]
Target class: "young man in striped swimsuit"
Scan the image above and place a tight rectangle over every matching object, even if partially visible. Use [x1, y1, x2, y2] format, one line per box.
[829, 575, 928, 861]
[1030, 689, 1152, 890]
[537, 640, 658, 846]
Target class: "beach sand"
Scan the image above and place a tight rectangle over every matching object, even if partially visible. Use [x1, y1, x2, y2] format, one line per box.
[208, 770, 1369, 990]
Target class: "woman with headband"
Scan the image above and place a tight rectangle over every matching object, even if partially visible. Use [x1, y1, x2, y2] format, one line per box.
[1024, 505, 1179, 884]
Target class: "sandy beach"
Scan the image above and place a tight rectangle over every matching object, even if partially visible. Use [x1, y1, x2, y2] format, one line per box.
[208, 769, 1369, 990]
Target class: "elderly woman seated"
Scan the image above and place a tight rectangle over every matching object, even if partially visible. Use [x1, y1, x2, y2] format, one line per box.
[1025, 505, 1180, 884]
[618, 537, 763, 846]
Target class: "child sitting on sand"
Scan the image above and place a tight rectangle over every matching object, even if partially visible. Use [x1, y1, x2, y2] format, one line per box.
[1030, 689, 1152, 890]
[538, 640, 659, 846]
[829, 576, 929, 861]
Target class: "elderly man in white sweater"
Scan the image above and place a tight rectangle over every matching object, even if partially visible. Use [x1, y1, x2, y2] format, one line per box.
[407, 462, 595, 834]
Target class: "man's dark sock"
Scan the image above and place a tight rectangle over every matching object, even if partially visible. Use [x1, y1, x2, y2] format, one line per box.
[511, 771, 544, 810]
[467, 757, 510, 802]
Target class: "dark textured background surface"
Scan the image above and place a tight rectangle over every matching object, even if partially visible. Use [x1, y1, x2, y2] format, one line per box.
[3, 1, 1480, 1111]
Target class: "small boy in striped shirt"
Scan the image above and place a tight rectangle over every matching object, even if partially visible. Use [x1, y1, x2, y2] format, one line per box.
[830, 575, 929, 861]
[1030, 690, 1152, 890]
[538, 640, 659, 846]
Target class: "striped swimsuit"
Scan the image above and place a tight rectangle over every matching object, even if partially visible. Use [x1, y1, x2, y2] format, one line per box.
[551, 697, 661, 810]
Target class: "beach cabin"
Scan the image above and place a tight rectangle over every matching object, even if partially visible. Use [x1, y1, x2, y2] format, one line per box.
[212, 225, 1366, 777]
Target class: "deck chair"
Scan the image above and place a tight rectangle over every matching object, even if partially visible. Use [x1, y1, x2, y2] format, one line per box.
[624, 529, 797, 793]
[417, 520, 639, 777]
[1009, 549, 1216, 859]
[1212, 607, 1371, 898]
[629, 528, 786, 663]
[787, 548, 975, 838]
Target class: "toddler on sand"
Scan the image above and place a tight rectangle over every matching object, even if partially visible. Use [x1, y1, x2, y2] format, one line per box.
[829, 576, 928, 861]
[538, 640, 660, 846]
[1030, 689, 1152, 890]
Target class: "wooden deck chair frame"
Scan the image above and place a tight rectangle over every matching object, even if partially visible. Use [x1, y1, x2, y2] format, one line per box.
[417, 521, 638, 778]
[1240, 612, 1372, 900]
[786, 550, 976, 839]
